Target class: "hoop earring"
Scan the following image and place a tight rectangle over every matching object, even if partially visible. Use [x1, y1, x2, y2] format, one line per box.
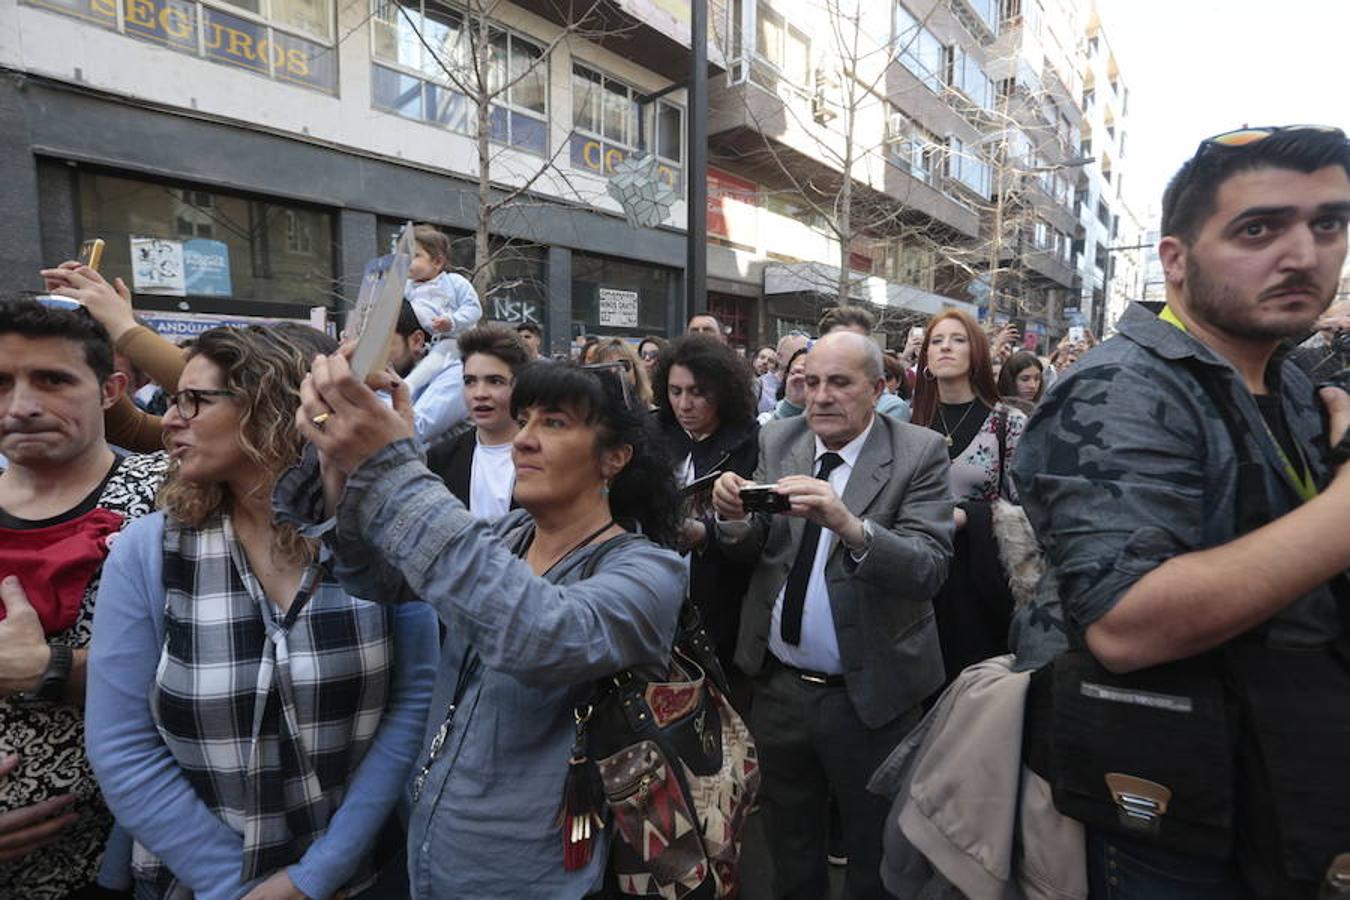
[922, 368, 936, 381]
[601, 479, 611, 498]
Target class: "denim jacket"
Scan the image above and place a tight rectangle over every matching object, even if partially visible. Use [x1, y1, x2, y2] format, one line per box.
[274, 438, 686, 898]
[1010, 302, 1345, 670]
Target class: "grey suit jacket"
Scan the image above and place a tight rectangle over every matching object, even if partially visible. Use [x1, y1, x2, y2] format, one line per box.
[719, 413, 955, 728]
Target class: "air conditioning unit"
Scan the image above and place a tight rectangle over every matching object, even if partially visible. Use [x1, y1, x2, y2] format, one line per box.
[887, 111, 908, 139]
[812, 70, 837, 124]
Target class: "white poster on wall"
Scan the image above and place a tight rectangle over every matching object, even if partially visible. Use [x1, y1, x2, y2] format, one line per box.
[598, 288, 639, 328]
[130, 237, 187, 296]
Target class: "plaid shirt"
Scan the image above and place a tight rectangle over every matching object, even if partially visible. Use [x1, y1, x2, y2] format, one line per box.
[133, 513, 394, 896]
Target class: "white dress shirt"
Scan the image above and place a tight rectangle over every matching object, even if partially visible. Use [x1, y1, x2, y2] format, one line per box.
[766, 416, 875, 674]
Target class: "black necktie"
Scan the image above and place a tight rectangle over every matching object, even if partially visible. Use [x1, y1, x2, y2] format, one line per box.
[780, 452, 845, 646]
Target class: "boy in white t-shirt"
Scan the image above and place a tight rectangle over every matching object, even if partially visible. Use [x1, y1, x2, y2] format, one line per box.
[423, 323, 533, 520]
[406, 224, 482, 360]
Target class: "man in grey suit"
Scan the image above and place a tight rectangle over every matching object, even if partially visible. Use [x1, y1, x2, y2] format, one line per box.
[712, 330, 954, 899]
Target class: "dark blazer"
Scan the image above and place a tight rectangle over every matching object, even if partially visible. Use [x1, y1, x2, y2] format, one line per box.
[426, 426, 476, 507]
[717, 413, 955, 727]
[425, 426, 519, 514]
[660, 417, 759, 670]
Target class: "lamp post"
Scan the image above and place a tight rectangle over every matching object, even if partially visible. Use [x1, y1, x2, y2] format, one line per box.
[687, 0, 708, 318]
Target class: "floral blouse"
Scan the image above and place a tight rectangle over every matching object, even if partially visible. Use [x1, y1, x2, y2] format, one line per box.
[948, 402, 1026, 503]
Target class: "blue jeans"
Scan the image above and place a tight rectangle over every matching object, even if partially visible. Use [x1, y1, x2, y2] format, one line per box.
[1087, 831, 1252, 900]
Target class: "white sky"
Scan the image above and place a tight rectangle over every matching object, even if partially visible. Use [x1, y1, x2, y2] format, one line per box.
[1095, 0, 1350, 224]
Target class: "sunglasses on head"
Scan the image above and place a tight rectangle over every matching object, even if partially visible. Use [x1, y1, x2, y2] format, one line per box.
[1180, 125, 1347, 185]
[33, 294, 86, 312]
[582, 360, 637, 410]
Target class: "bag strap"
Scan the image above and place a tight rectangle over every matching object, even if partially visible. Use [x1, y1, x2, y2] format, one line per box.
[995, 405, 1010, 499]
[1181, 359, 1350, 640]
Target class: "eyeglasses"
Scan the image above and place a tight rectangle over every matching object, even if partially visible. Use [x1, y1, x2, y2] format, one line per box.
[166, 388, 235, 420]
[639, 349, 660, 361]
[1194, 124, 1345, 155]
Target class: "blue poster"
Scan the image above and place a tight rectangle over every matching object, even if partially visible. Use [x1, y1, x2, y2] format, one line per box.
[183, 239, 232, 296]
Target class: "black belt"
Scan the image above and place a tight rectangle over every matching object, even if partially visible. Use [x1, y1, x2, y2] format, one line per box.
[769, 654, 846, 687]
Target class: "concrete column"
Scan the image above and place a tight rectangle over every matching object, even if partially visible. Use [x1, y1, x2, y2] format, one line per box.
[547, 244, 571, 356]
[0, 82, 45, 293]
[335, 209, 378, 315]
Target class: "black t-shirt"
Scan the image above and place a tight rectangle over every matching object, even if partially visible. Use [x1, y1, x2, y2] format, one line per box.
[0, 455, 125, 530]
[1252, 394, 1306, 483]
[934, 400, 993, 460]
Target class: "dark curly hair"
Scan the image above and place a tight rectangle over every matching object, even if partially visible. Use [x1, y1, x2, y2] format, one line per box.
[652, 334, 756, 431]
[510, 360, 681, 548]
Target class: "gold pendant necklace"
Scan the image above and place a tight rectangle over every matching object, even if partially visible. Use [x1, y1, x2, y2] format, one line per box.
[938, 402, 977, 448]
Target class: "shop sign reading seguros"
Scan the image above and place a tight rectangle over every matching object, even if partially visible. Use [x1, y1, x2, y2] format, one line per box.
[22, 0, 335, 93]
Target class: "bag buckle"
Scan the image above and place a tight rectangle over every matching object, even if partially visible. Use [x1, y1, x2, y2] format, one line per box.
[1105, 773, 1172, 835]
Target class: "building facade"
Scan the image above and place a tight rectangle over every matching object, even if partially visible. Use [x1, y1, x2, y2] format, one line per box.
[0, 0, 716, 351]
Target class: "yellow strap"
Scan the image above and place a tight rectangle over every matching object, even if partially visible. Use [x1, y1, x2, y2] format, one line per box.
[1158, 305, 1317, 503]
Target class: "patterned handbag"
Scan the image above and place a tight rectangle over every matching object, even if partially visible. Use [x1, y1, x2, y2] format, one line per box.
[559, 540, 760, 899]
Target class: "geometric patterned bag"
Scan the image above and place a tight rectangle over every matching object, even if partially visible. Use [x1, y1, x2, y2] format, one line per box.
[560, 539, 760, 899]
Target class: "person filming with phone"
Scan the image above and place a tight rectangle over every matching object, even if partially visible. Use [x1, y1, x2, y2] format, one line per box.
[710, 330, 954, 899]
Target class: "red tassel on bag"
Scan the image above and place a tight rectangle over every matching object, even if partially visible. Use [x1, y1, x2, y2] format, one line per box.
[559, 704, 606, 871]
[559, 753, 604, 870]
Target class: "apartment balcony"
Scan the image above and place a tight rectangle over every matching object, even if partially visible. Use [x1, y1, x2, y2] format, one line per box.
[510, 0, 724, 82]
[1022, 247, 1078, 288]
[764, 260, 978, 317]
[708, 75, 982, 240]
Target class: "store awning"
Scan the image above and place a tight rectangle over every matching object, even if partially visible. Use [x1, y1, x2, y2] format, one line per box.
[763, 262, 976, 318]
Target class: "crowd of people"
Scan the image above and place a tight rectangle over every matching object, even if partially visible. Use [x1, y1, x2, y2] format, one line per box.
[1, 125, 1348, 900]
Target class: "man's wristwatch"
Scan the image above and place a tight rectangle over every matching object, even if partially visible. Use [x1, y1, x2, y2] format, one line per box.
[15, 644, 73, 704]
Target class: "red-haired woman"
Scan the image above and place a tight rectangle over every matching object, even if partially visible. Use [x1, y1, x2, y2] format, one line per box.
[912, 309, 1029, 683]
[911, 310, 1025, 504]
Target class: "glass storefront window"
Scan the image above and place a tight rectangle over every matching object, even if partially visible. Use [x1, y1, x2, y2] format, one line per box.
[571, 252, 673, 337]
[375, 220, 547, 337]
[78, 171, 334, 307]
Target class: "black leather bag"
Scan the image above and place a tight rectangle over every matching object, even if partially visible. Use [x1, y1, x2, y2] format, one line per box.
[1030, 359, 1350, 889]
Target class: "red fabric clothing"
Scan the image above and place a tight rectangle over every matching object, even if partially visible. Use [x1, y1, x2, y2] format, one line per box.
[0, 507, 125, 634]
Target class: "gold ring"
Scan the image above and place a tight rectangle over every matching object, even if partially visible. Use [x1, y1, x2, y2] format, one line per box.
[311, 412, 332, 427]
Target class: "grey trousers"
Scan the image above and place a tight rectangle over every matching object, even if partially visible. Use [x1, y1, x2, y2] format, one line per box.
[750, 660, 919, 900]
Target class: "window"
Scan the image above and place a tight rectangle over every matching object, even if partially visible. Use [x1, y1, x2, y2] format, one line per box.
[947, 135, 991, 198]
[945, 46, 993, 110]
[890, 242, 935, 291]
[893, 3, 946, 92]
[77, 171, 333, 305]
[885, 108, 943, 186]
[1033, 220, 1049, 249]
[371, 1, 548, 155]
[756, 3, 810, 85]
[23, 0, 337, 92]
[570, 64, 684, 191]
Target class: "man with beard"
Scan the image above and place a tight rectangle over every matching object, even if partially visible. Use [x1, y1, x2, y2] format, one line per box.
[0, 297, 166, 897]
[387, 299, 467, 443]
[1011, 126, 1350, 898]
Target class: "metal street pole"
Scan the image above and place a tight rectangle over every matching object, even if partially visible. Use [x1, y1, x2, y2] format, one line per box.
[686, 0, 708, 317]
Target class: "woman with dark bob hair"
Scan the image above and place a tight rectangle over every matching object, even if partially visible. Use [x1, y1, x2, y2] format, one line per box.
[86, 326, 438, 899]
[651, 333, 758, 680]
[278, 355, 687, 898]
